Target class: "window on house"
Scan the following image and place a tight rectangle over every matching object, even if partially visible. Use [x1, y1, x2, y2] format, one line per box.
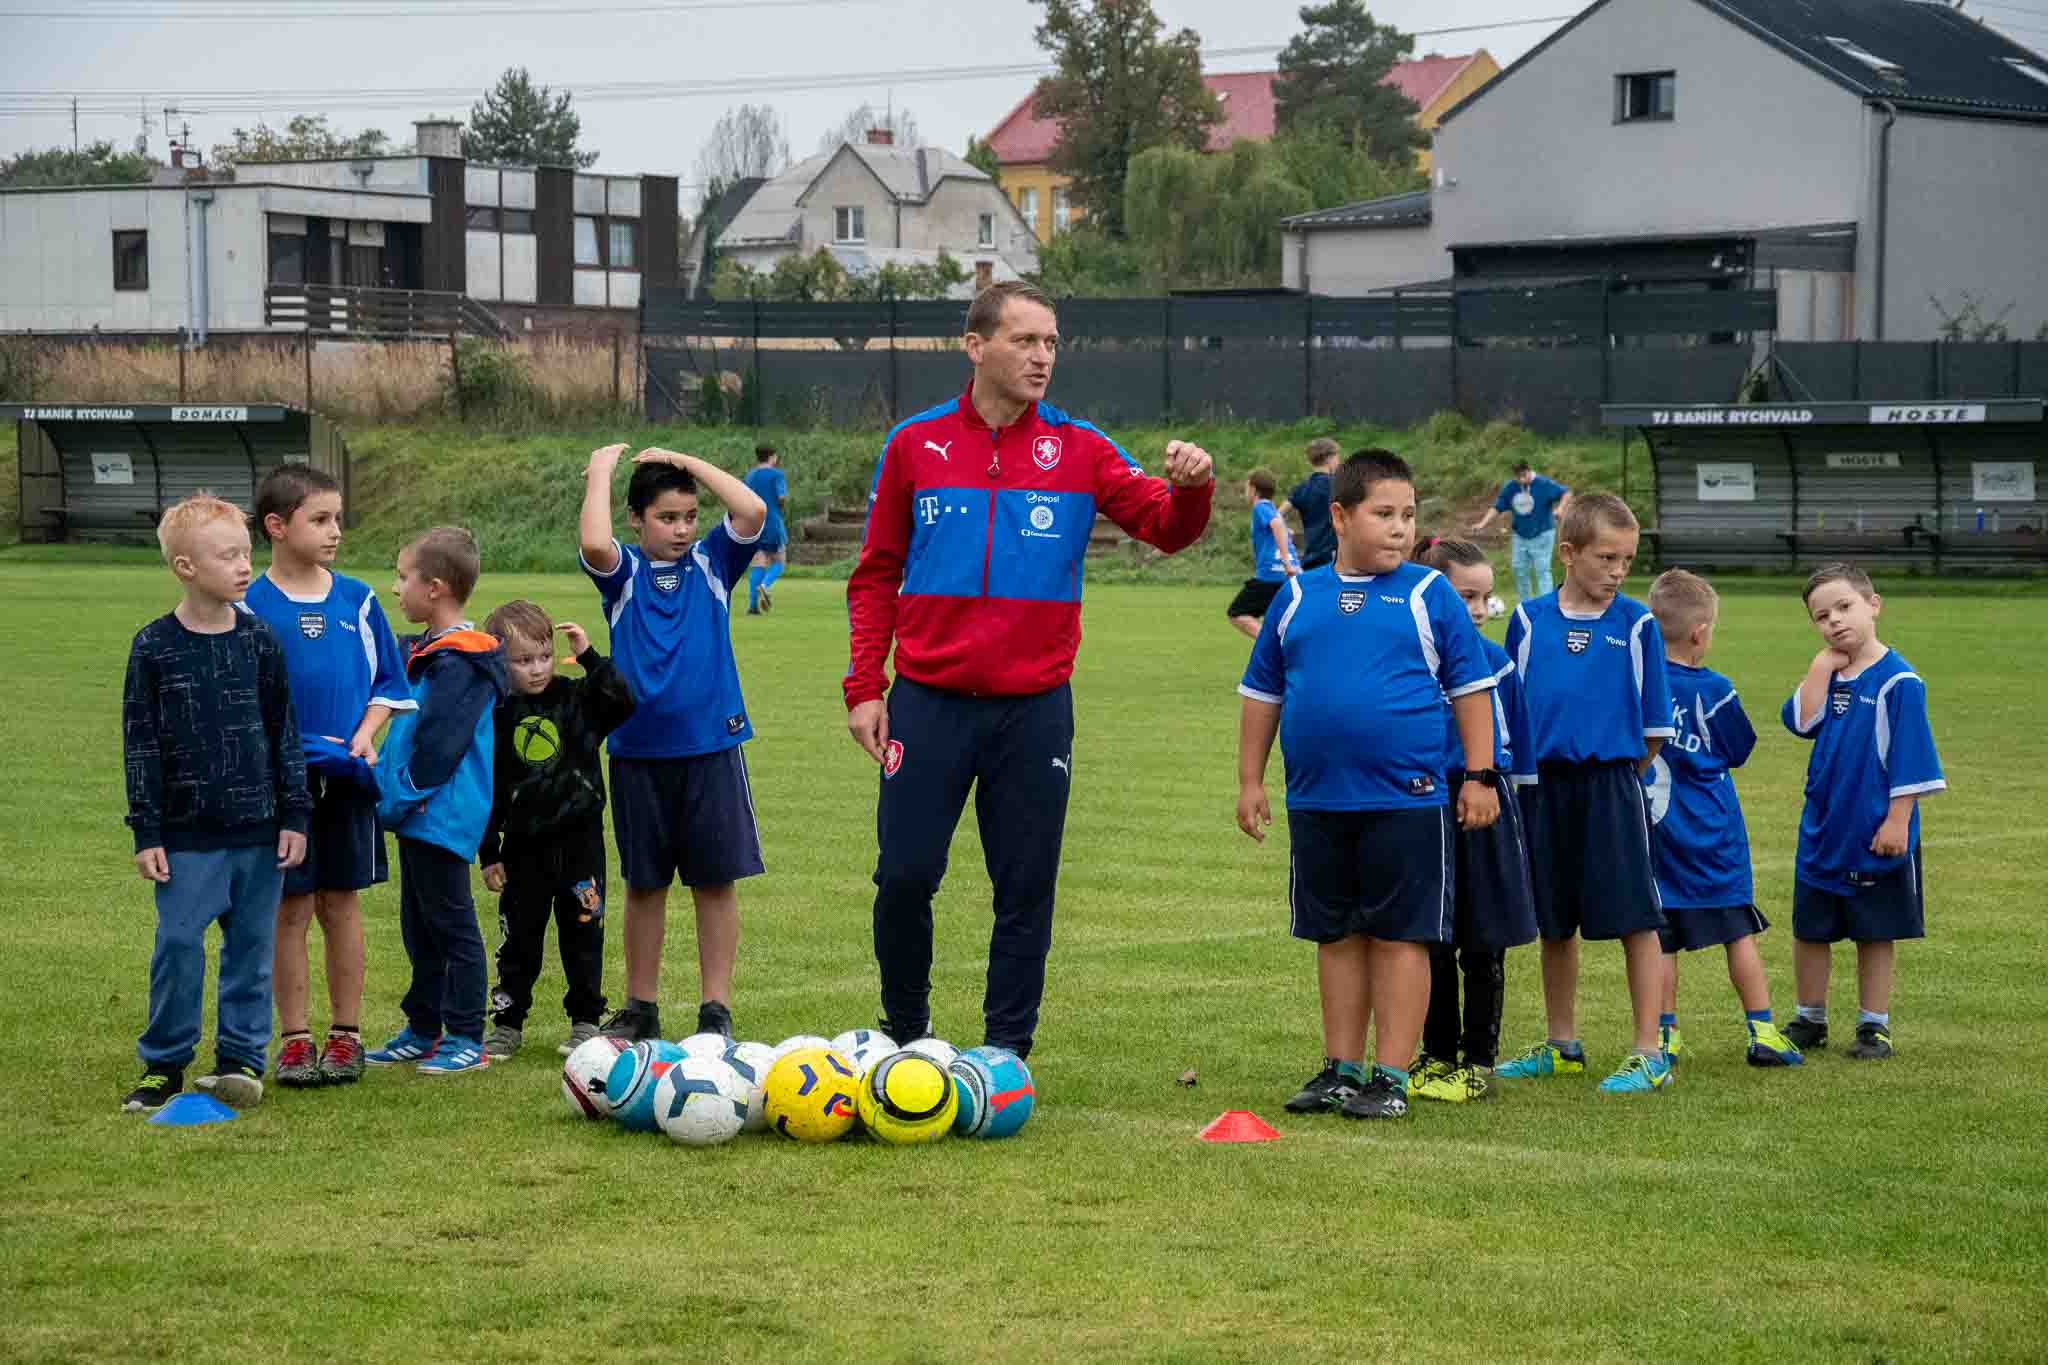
[112, 230, 148, 291]
[607, 220, 638, 270]
[500, 209, 534, 234]
[345, 244, 383, 288]
[465, 206, 498, 230]
[575, 216, 601, 266]
[1616, 71, 1676, 122]
[1019, 187, 1039, 231]
[834, 205, 865, 243]
[977, 212, 994, 248]
[268, 232, 306, 286]
[1052, 187, 1070, 232]
[1824, 35, 1903, 79]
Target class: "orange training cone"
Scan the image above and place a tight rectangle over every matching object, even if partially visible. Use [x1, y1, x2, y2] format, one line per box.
[1197, 1109, 1281, 1142]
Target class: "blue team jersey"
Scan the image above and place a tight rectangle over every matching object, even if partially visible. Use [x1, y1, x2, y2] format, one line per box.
[1781, 648, 1944, 894]
[242, 571, 413, 741]
[1506, 592, 1676, 766]
[583, 522, 759, 759]
[1240, 562, 1494, 811]
[1495, 475, 1568, 539]
[1248, 498, 1297, 582]
[1643, 662, 1757, 908]
[1439, 637, 1534, 781]
[744, 465, 789, 542]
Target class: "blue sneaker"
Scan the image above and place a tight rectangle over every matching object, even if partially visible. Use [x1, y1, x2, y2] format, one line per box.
[1494, 1041, 1586, 1079]
[365, 1027, 439, 1067]
[416, 1036, 489, 1076]
[1597, 1052, 1674, 1095]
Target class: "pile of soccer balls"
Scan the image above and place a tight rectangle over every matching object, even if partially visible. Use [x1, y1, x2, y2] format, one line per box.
[560, 1028, 1035, 1148]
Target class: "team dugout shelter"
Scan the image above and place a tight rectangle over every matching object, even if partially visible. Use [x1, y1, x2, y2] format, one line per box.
[1602, 399, 2046, 573]
[6, 403, 349, 544]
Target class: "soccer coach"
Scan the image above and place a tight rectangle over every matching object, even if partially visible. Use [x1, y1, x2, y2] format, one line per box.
[844, 281, 1215, 1060]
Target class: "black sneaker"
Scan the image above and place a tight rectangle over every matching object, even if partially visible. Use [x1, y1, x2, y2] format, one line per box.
[600, 1003, 661, 1042]
[880, 1016, 928, 1045]
[1782, 1016, 1829, 1051]
[1338, 1071, 1410, 1121]
[122, 1067, 183, 1114]
[1284, 1062, 1363, 1114]
[1846, 1021, 1893, 1060]
[696, 1000, 733, 1039]
[195, 1058, 264, 1108]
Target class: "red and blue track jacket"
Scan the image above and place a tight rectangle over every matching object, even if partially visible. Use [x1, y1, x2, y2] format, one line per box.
[845, 389, 1213, 706]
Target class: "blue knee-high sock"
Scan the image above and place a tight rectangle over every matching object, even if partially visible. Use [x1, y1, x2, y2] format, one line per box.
[747, 565, 764, 607]
[762, 561, 785, 590]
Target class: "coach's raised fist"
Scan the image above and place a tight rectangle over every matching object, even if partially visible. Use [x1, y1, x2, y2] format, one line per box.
[1162, 440, 1213, 487]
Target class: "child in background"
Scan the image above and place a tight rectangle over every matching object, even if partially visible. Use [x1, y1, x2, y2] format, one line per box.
[1641, 569, 1803, 1067]
[121, 493, 309, 1112]
[744, 444, 789, 615]
[1279, 437, 1341, 571]
[1780, 563, 1944, 1061]
[1225, 467, 1299, 640]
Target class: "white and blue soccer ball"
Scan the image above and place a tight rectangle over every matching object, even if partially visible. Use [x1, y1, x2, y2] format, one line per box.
[654, 1057, 749, 1147]
[1486, 594, 1507, 619]
[605, 1040, 686, 1133]
[772, 1034, 833, 1061]
[830, 1028, 894, 1058]
[560, 1034, 631, 1120]
[677, 1031, 733, 1060]
[902, 1036, 958, 1069]
[950, 1046, 1037, 1139]
[847, 1036, 898, 1080]
[721, 1040, 776, 1133]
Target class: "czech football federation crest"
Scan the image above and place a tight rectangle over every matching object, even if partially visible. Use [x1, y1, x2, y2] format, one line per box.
[298, 611, 326, 640]
[1830, 687, 1852, 716]
[1031, 435, 1062, 470]
[1565, 628, 1592, 653]
[882, 739, 905, 779]
[1338, 590, 1366, 615]
[653, 570, 681, 592]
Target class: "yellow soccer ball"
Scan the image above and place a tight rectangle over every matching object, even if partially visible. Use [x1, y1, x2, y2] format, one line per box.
[855, 1050, 957, 1146]
[762, 1046, 859, 1142]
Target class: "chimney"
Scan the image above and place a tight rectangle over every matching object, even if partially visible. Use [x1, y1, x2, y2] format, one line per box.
[170, 146, 186, 169]
[415, 119, 463, 159]
[865, 128, 895, 146]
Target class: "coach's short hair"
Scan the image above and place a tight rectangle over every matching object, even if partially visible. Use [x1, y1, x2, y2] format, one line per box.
[406, 526, 481, 605]
[965, 281, 1055, 338]
[483, 598, 552, 647]
[1803, 560, 1876, 606]
[1648, 568, 1719, 642]
[157, 492, 246, 564]
[1559, 492, 1638, 547]
[253, 462, 340, 541]
[1332, 448, 1415, 507]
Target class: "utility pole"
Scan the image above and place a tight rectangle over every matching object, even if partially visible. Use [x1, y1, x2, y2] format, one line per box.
[71, 97, 78, 152]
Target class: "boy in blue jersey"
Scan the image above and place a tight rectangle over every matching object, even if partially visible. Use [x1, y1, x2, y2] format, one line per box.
[245, 463, 413, 1087]
[1226, 468, 1300, 639]
[1408, 537, 1539, 1104]
[1238, 451, 1502, 1121]
[365, 528, 509, 1076]
[579, 444, 768, 1042]
[1497, 493, 1677, 1095]
[1642, 570, 1803, 1068]
[1780, 563, 1944, 1062]
[743, 444, 789, 616]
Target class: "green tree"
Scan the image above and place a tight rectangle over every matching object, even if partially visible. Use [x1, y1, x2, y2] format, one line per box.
[1125, 141, 1314, 288]
[1269, 121, 1424, 210]
[211, 115, 394, 171]
[1029, 0, 1221, 238]
[1028, 228, 1149, 297]
[963, 134, 1003, 187]
[0, 141, 155, 188]
[1272, 0, 1426, 163]
[464, 68, 598, 167]
[711, 247, 968, 303]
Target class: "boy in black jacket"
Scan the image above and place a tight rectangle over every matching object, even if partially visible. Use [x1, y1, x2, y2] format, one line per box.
[478, 600, 636, 1058]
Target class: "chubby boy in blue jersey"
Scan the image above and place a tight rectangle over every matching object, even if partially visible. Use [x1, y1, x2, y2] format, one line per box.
[1641, 570, 1803, 1068]
[244, 463, 413, 1088]
[1225, 467, 1300, 639]
[1780, 562, 1944, 1062]
[1237, 450, 1502, 1121]
[579, 444, 768, 1043]
[365, 528, 509, 1076]
[1497, 493, 1677, 1095]
[743, 444, 789, 616]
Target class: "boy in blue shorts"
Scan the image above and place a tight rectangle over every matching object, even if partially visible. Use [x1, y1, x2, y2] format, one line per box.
[366, 528, 509, 1076]
[579, 444, 768, 1042]
[744, 444, 788, 615]
[1237, 450, 1502, 1121]
[1497, 493, 1677, 1095]
[1641, 569, 1803, 1068]
[245, 462, 413, 1087]
[1226, 467, 1299, 639]
[1780, 562, 1944, 1061]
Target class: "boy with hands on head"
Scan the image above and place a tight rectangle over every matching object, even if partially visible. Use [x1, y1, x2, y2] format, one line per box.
[579, 444, 768, 1043]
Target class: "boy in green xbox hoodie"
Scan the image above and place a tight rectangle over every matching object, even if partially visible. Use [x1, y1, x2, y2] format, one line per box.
[477, 600, 636, 1059]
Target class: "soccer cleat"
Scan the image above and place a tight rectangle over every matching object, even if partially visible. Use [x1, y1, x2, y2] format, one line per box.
[1846, 1021, 1893, 1061]
[122, 1067, 183, 1114]
[275, 1036, 322, 1088]
[558, 1021, 601, 1057]
[196, 1059, 265, 1108]
[1413, 1064, 1491, 1103]
[695, 1000, 733, 1039]
[318, 1032, 366, 1085]
[1406, 1054, 1455, 1096]
[484, 1024, 523, 1059]
[1283, 1063, 1364, 1114]
[1661, 1024, 1685, 1062]
[1494, 1041, 1586, 1079]
[365, 1027, 439, 1067]
[745, 603, 761, 616]
[1596, 1052, 1674, 1095]
[759, 588, 773, 613]
[1338, 1071, 1410, 1120]
[1745, 1021, 1805, 1067]
[1782, 1016, 1829, 1051]
[417, 1036, 489, 1076]
[599, 1004, 661, 1043]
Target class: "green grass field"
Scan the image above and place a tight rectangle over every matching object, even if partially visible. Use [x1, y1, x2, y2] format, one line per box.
[3, 559, 2044, 1364]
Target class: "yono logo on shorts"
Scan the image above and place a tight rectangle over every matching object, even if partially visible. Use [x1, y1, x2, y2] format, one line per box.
[882, 739, 905, 779]
[1565, 628, 1592, 654]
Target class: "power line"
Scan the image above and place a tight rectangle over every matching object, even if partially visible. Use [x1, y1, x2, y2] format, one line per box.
[0, 0, 867, 16]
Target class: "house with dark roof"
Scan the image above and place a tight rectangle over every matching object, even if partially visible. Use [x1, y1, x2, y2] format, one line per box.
[1279, 0, 2048, 342]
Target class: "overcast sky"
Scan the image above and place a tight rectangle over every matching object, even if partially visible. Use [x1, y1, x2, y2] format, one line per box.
[3, 0, 2044, 186]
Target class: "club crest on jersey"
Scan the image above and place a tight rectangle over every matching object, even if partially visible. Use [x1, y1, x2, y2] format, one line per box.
[1338, 590, 1366, 615]
[1032, 435, 1062, 470]
[1565, 628, 1592, 654]
[882, 739, 905, 779]
[1029, 504, 1055, 531]
[1831, 688, 1852, 716]
[654, 570, 680, 592]
[298, 611, 326, 640]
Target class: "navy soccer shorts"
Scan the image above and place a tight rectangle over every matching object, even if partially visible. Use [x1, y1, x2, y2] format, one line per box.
[1286, 805, 1453, 946]
[1792, 848, 1925, 944]
[1448, 769, 1538, 951]
[285, 774, 387, 898]
[1659, 904, 1769, 954]
[609, 749, 765, 891]
[1520, 760, 1665, 942]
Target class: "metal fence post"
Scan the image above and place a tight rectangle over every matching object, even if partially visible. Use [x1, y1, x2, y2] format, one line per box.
[1449, 292, 1463, 417]
[1161, 297, 1173, 420]
[1302, 293, 1314, 417]
[447, 331, 463, 420]
[750, 301, 762, 432]
[304, 326, 314, 411]
[612, 331, 622, 408]
[888, 296, 900, 427]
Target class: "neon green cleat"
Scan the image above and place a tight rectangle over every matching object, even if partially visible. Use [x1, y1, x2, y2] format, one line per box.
[1660, 1024, 1684, 1061]
[1745, 1020, 1805, 1067]
[1411, 1064, 1491, 1103]
[1494, 1042, 1586, 1079]
[1406, 1055, 1455, 1096]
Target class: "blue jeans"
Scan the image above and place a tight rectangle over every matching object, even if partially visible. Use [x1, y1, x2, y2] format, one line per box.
[139, 844, 282, 1070]
[1511, 529, 1556, 600]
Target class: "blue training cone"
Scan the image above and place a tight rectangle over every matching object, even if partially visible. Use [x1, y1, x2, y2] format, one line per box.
[148, 1093, 240, 1127]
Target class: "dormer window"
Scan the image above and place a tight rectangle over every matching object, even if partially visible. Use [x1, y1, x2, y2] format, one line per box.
[1824, 35, 1903, 79]
[1616, 71, 1676, 122]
